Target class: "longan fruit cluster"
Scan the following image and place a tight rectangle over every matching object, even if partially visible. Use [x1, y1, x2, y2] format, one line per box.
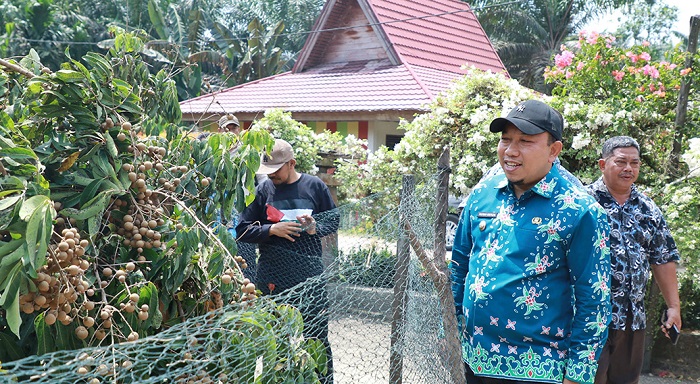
[20, 228, 91, 326]
[74, 353, 133, 381]
[175, 370, 226, 384]
[115, 207, 164, 259]
[239, 277, 257, 303]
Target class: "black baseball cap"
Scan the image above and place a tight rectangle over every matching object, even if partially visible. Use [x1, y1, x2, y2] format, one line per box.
[489, 100, 563, 141]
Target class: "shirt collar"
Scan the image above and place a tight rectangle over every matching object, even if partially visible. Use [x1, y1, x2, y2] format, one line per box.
[590, 176, 639, 202]
[494, 165, 560, 199]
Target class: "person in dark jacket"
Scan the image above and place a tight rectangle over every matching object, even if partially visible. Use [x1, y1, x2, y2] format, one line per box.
[236, 139, 338, 383]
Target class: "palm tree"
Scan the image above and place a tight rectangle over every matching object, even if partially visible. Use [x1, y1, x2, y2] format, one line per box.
[221, 0, 325, 70]
[470, 0, 635, 93]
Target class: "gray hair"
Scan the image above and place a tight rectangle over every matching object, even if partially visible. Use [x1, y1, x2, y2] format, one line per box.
[601, 136, 640, 159]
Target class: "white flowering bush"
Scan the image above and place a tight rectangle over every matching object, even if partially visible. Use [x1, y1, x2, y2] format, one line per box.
[250, 109, 368, 178]
[251, 109, 320, 173]
[661, 141, 700, 279]
[334, 67, 541, 199]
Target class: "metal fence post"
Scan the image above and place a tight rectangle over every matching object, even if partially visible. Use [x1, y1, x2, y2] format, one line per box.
[390, 175, 413, 384]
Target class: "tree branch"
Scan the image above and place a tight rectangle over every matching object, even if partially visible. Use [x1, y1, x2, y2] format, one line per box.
[0, 58, 35, 79]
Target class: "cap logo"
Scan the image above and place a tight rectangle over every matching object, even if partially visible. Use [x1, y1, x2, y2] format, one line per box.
[516, 104, 525, 112]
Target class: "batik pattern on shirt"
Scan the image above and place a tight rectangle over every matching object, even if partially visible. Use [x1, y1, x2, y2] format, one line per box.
[450, 166, 611, 384]
[586, 178, 679, 330]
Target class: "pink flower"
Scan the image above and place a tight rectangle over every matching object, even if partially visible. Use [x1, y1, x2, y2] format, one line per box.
[577, 62, 585, 71]
[642, 41, 650, 47]
[566, 71, 574, 79]
[555, 51, 575, 68]
[681, 68, 692, 76]
[626, 52, 638, 63]
[642, 64, 659, 78]
[612, 70, 625, 81]
[586, 31, 600, 45]
[653, 90, 666, 97]
[640, 52, 651, 61]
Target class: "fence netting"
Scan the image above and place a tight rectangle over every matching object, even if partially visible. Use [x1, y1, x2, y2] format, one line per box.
[1, 174, 460, 383]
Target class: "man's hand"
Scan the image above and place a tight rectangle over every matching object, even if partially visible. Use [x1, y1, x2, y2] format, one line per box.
[269, 221, 303, 241]
[297, 214, 316, 235]
[662, 306, 682, 338]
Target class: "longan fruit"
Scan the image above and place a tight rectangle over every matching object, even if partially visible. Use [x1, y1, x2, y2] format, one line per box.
[83, 316, 95, 328]
[45, 313, 57, 325]
[75, 326, 89, 340]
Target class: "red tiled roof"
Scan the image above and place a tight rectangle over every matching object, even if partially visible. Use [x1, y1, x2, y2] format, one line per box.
[368, 0, 505, 73]
[180, 0, 505, 116]
[180, 60, 463, 115]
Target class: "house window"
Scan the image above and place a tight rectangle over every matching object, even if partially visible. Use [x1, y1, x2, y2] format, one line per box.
[385, 135, 403, 150]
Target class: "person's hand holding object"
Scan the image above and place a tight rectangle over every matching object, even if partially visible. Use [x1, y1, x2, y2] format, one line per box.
[297, 214, 316, 235]
[269, 221, 303, 241]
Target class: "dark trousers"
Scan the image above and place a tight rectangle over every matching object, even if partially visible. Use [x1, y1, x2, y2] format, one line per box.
[594, 318, 645, 384]
[465, 364, 549, 384]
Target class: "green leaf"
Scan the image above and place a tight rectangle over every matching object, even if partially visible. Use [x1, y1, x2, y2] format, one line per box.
[69, 57, 91, 80]
[34, 312, 55, 355]
[0, 147, 38, 160]
[0, 261, 23, 337]
[81, 178, 106, 207]
[105, 132, 119, 159]
[91, 151, 117, 180]
[140, 282, 162, 329]
[55, 69, 85, 83]
[83, 52, 113, 78]
[42, 90, 71, 105]
[26, 202, 53, 273]
[19, 195, 50, 221]
[0, 239, 23, 263]
[148, 0, 169, 40]
[0, 194, 22, 211]
[60, 189, 113, 221]
[0, 331, 25, 361]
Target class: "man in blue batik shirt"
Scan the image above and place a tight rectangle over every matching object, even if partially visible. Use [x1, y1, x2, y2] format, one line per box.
[587, 136, 681, 384]
[450, 100, 612, 384]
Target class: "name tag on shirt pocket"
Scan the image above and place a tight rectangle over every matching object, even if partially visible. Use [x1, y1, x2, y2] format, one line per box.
[476, 212, 496, 231]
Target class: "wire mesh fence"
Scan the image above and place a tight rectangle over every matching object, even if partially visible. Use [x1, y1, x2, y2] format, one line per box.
[1, 173, 461, 383]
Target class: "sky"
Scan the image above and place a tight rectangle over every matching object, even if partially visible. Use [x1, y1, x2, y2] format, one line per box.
[584, 0, 699, 37]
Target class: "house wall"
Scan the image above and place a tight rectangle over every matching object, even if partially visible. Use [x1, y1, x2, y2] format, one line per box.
[321, 2, 389, 64]
[183, 112, 413, 152]
[368, 120, 403, 152]
[306, 120, 403, 152]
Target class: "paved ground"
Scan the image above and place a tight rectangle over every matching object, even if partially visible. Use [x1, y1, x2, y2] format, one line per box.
[640, 374, 699, 384]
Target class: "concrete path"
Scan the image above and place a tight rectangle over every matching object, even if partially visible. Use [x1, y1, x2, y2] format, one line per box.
[640, 374, 699, 384]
